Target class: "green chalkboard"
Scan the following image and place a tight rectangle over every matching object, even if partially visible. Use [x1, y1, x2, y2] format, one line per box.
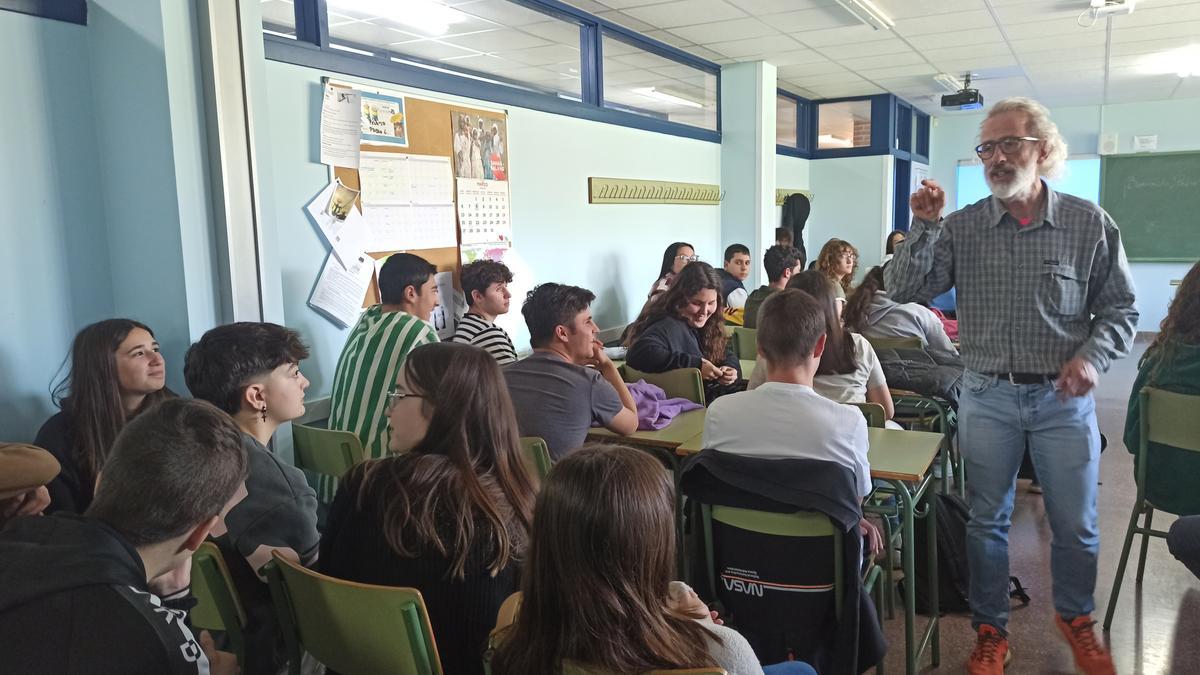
[1099, 151, 1200, 262]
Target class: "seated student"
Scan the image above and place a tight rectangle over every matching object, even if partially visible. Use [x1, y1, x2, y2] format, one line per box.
[842, 265, 957, 354]
[451, 258, 518, 365]
[184, 322, 320, 675]
[1125, 260, 1200, 572]
[0, 398, 245, 675]
[329, 252, 439, 461]
[718, 244, 752, 309]
[504, 283, 638, 459]
[749, 272, 894, 421]
[321, 342, 536, 675]
[490, 444, 816, 675]
[35, 319, 172, 514]
[626, 262, 743, 402]
[775, 226, 794, 248]
[649, 241, 697, 299]
[882, 230, 905, 264]
[0, 444, 59, 529]
[744, 244, 805, 329]
[815, 238, 859, 302]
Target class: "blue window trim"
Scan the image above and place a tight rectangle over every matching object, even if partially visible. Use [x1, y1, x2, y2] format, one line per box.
[274, 0, 721, 143]
[775, 89, 813, 159]
[1, 0, 86, 25]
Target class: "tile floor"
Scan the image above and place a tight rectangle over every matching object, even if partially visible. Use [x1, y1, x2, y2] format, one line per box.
[878, 339, 1200, 674]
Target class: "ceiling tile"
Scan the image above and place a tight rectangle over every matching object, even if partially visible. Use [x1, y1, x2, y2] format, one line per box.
[919, 41, 1011, 63]
[857, 63, 939, 80]
[622, 0, 747, 29]
[818, 37, 915, 59]
[792, 24, 896, 47]
[1007, 30, 1106, 52]
[778, 59, 851, 77]
[708, 33, 802, 58]
[442, 29, 551, 53]
[670, 17, 777, 43]
[641, 29, 695, 48]
[736, 0, 837, 13]
[1111, 19, 1200, 43]
[893, 9, 996, 36]
[839, 50, 926, 71]
[791, 70, 860, 86]
[873, 0, 982, 20]
[759, 6, 859, 32]
[765, 49, 833, 67]
[453, 0, 552, 27]
[596, 10, 658, 32]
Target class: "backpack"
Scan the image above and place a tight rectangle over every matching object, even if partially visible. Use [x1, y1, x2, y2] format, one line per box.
[907, 493, 1031, 614]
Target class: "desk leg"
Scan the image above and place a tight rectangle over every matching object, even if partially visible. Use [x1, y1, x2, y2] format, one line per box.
[889, 475, 939, 675]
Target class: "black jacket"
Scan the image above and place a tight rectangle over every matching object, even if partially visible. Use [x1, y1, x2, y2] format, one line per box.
[717, 269, 746, 301]
[627, 315, 740, 381]
[680, 450, 886, 675]
[34, 412, 92, 514]
[0, 514, 207, 674]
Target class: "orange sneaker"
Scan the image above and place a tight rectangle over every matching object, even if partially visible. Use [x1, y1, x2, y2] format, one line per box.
[967, 624, 1012, 675]
[1055, 615, 1115, 675]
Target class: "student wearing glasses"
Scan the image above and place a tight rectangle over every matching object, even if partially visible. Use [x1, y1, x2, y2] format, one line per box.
[320, 342, 536, 675]
[650, 241, 698, 299]
[887, 97, 1136, 675]
[816, 238, 860, 303]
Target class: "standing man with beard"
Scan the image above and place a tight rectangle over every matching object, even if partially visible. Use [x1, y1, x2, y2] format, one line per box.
[886, 98, 1137, 675]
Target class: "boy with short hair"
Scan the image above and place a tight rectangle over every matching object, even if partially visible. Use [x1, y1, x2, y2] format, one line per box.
[330, 252, 440, 460]
[451, 258, 518, 364]
[0, 399, 246, 675]
[718, 244, 752, 309]
[744, 245, 805, 329]
[504, 283, 639, 459]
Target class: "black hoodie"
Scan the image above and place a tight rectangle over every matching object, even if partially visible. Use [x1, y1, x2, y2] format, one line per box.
[0, 514, 209, 674]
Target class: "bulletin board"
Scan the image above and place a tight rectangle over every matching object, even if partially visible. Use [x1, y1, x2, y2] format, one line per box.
[327, 80, 510, 306]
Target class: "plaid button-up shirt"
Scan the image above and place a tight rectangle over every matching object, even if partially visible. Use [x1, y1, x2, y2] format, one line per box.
[885, 184, 1138, 375]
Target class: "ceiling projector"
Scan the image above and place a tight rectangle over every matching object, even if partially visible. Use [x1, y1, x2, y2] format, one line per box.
[941, 73, 983, 111]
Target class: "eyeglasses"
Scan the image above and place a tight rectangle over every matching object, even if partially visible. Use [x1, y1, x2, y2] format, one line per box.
[838, 253, 858, 261]
[975, 136, 1040, 160]
[674, 254, 700, 262]
[386, 389, 423, 409]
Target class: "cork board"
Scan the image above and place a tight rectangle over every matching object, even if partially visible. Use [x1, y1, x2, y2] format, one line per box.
[328, 81, 508, 307]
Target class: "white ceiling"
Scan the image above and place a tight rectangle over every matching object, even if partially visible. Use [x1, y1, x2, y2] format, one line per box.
[567, 0, 1200, 113]
[261, 0, 1200, 117]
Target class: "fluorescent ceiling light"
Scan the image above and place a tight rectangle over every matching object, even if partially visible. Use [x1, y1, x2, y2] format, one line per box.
[1138, 43, 1200, 77]
[933, 73, 962, 93]
[832, 0, 895, 31]
[633, 87, 704, 109]
[327, 0, 467, 36]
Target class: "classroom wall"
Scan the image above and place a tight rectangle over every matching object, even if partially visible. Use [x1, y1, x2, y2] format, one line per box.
[807, 154, 894, 275]
[0, 12, 114, 440]
[259, 59, 722, 402]
[928, 99, 1198, 332]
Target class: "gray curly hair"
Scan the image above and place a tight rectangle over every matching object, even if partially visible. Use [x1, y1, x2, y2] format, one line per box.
[983, 97, 1068, 179]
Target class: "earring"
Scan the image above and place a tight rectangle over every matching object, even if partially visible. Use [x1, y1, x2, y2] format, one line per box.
[259, 405, 268, 422]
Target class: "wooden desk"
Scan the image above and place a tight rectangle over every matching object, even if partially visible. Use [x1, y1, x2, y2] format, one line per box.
[586, 408, 706, 450]
[867, 427, 941, 481]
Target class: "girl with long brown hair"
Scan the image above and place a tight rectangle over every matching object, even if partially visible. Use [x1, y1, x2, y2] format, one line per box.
[1123, 259, 1200, 518]
[626, 261, 743, 401]
[491, 444, 815, 675]
[816, 238, 860, 300]
[35, 319, 172, 514]
[749, 271, 894, 420]
[320, 342, 536, 675]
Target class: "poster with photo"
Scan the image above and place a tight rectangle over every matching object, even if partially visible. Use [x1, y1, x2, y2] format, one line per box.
[450, 109, 508, 181]
[361, 92, 408, 146]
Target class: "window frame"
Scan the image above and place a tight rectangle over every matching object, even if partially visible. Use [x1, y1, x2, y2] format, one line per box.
[266, 0, 722, 142]
[775, 88, 813, 159]
[1, 0, 86, 25]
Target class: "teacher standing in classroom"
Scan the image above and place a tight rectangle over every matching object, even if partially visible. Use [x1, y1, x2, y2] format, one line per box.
[886, 97, 1137, 675]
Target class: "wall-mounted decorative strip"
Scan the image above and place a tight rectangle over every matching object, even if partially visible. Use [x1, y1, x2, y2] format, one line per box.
[775, 188, 814, 206]
[588, 177, 722, 205]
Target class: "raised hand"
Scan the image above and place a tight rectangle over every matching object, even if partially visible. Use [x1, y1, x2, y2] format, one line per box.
[910, 179, 946, 222]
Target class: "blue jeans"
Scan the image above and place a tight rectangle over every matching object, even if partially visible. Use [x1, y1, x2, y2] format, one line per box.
[958, 370, 1100, 633]
[763, 662, 818, 675]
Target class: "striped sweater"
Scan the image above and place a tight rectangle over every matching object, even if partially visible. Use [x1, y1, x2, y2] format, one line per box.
[449, 312, 518, 365]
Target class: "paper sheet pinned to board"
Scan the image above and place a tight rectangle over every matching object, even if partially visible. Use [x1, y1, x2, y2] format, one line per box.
[309, 252, 376, 328]
[456, 179, 511, 246]
[320, 84, 361, 168]
[430, 270, 465, 340]
[305, 181, 370, 268]
[361, 204, 458, 251]
[359, 152, 454, 206]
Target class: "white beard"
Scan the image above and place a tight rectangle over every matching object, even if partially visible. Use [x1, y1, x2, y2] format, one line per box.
[987, 161, 1039, 201]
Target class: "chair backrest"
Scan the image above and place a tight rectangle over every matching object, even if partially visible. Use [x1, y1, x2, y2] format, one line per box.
[729, 327, 758, 360]
[190, 541, 247, 666]
[1142, 387, 1200, 453]
[702, 504, 844, 620]
[621, 365, 705, 406]
[850, 402, 887, 429]
[265, 552, 443, 675]
[864, 335, 922, 351]
[518, 437, 553, 480]
[292, 423, 366, 477]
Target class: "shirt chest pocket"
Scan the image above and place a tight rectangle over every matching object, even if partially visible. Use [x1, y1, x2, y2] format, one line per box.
[1039, 264, 1086, 315]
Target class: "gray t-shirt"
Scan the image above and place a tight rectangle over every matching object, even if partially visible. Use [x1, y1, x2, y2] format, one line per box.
[503, 352, 624, 460]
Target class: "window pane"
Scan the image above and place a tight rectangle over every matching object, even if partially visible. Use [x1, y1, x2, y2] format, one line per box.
[817, 99, 871, 150]
[777, 95, 797, 147]
[325, 0, 583, 99]
[602, 33, 717, 131]
[262, 0, 297, 39]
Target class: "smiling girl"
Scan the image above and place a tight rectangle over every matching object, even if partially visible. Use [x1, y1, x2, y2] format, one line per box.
[626, 262, 744, 402]
[36, 319, 173, 514]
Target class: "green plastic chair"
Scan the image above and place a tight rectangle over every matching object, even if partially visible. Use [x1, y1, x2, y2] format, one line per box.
[1103, 387, 1200, 630]
[700, 505, 884, 674]
[620, 364, 705, 406]
[292, 423, 367, 504]
[851, 402, 887, 429]
[519, 437, 553, 480]
[265, 552, 443, 675]
[729, 327, 758, 360]
[190, 541, 247, 667]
